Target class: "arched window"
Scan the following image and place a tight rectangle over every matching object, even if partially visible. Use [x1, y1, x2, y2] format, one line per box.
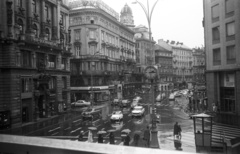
[32, 24, 38, 37]
[45, 28, 50, 40]
[18, 19, 24, 34]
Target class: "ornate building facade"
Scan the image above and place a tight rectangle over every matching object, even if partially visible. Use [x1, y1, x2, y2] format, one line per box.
[69, 0, 139, 103]
[0, 0, 71, 129]
[192, 47, 206, 87]
[155, 41, 173, 96]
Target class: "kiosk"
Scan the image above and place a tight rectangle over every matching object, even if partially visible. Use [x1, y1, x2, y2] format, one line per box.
[192, 113, 213, 152]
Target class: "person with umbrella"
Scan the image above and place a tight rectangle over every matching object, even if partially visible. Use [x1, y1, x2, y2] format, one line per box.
[143, 126, 151, 147]
[133, 131, 141, 146]
[78, 130, 84, 141]
[124, 132, 131, 146]
[109, 132, 115, 144]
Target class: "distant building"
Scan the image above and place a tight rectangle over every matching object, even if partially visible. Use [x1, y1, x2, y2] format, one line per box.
[155, 40, 173, 95]
[69, 0, 139, 102]
[192, 48, 206, 87]
[0, 0, 71, 129]
[120, 4, 135, 28]
[167, 41, 193, 89]
[203, 0, 240, 126]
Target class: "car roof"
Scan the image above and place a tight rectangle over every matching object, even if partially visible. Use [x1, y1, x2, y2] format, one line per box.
[134, 106, 143, 109]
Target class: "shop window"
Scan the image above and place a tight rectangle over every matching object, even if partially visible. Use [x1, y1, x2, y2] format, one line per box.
[21, 78, 32, 93]
[0, 111, 11, 129]
[21, 50, 32, 67]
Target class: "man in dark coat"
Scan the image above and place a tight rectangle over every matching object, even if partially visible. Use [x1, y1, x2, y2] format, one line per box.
[109, 132, 115, 144]
[173, 122, 179, 139]
[134, 133, 140, 146]
[143, 126, 151, 147]
[124, 133, 131, 146]
[98, 134, 104, 143]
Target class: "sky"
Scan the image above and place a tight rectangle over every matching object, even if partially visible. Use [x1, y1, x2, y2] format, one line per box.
[102, 0, 204, 48]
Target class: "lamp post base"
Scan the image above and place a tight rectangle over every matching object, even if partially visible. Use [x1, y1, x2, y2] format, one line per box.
[150, 129, 160, 148]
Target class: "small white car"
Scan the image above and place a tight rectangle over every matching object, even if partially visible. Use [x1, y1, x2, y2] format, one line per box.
[71, 100, 91, 107]
[131, 106, 145, 117]
[110, 111, 123, 122]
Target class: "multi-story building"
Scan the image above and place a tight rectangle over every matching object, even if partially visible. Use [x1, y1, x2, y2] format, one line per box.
[167, 40, 193, 89]
[192, 47, 206, 87]
[203, 0, 240, 126]
[69, 0, 137, 103]
[0, 0, 71, 129]
[155, 40, 174, 96]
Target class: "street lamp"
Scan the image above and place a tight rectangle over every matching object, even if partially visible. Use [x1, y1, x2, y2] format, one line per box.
[132, 0, 159, 41]
[90, 51, 101, 108]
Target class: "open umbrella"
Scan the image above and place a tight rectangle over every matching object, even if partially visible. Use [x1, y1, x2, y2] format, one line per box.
[88, 127, 97, 130]
[121, 129, 131, 133]
[97, 130, 107, 134]
[107, 129, 116, 133]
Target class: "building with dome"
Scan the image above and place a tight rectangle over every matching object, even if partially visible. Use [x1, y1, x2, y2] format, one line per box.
[120, 4, 135, 28]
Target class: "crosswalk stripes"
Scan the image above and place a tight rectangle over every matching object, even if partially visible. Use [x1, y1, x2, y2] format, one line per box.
[212, 124, 240, 143]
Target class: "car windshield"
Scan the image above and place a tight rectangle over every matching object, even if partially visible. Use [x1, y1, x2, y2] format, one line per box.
[77, 100, 84, 103]
[134, 107, 142, 111]
[113, 111, 121, 114]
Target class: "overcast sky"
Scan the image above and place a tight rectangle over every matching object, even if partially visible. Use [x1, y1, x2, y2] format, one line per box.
[102, 0, 204, 48]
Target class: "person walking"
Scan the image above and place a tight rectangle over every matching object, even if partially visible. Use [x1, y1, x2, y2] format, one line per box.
[87, 130, 93, 143]
[133, 133, 140, 146]
[109, 132, 115, 145]
[173, 122, 179, 139]
[143, 126, 151, 147]
[78, 130, 84, 141]
[124, 133, 131, 146]
[98, 134, 103, 143]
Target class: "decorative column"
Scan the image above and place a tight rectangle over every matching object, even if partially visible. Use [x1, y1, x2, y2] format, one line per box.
[40, 0, 46, 39]
[6, 0, 13, 38]
[26, 0, 34, 36]
[52, 6, 58, 40]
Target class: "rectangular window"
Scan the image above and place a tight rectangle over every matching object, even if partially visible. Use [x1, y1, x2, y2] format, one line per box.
[21, 78, 32, 93]
[75, 45, 81, 56]
[74, 29, 81, 41]
[21, 51, 31, 67]
[226, 22, 235, 36]
[62, 77, 67, 89]
[226, 45, 236, 64]
[212, 26, 220, 44]
[61, 58, 66, 70]
[18, 0, 23, 7]
[45, 5, 49, 19]
[48, 55, 56, 68]
[101, 31, 104, 41]
[32, 0, 36, 13]
[213, 48, 221, 65]
[49, 77, 56, 90]
[89, 30, 96, 40]
[211, 4, 219, 22]
[60, 13, 64, 26]
[225, 0, 234, 14]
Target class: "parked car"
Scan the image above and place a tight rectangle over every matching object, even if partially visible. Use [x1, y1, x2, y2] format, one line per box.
[110, 111, 123, 122]
[131, 106, 145, 117]
[82, 108, 101, 121]
[112, 98, 121, 106]
[121, 99, 131, 107]
[71, 100, 91, 107]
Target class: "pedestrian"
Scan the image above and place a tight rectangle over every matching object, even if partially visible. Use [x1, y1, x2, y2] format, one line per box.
[87, 130, 93, 143]
[178, 125, 182, 140]
[133, 133, 140, 146]
[173, 122, 179, 139]
[124, 133, 131, 146]
[78, 130, 84, 141]
[98, 134, 103, 143]
[109, 132, 115, 144]
[143, 126, 151, 147]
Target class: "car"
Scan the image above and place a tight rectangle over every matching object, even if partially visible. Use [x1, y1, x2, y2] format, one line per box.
[82, 108, 101, 121]
[112, 98, 121, 106]
[110, 111, 123, 122]
[121, 99, 131, 107]
[131, 106, 145, 117]
[71, 100, 91, 107]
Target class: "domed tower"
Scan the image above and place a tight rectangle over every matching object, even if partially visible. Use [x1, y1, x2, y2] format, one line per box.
[120, 4, 135, 28]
